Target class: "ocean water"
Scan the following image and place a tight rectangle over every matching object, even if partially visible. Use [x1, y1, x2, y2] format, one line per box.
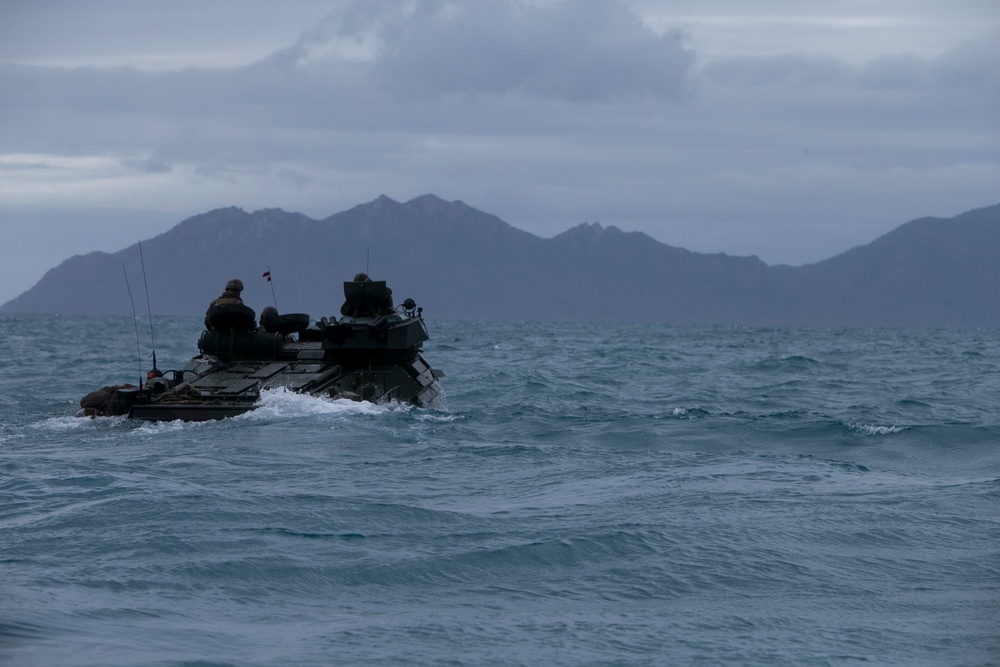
[1, 315, 998, 666]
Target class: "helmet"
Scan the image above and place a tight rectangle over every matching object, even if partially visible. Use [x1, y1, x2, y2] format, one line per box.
[353, 272, 370, 282]
[226, 278, 244, 292]
[259, 306, 279, 333]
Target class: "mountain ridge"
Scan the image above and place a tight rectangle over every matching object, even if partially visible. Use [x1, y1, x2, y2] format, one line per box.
[3, 196, 999, 326]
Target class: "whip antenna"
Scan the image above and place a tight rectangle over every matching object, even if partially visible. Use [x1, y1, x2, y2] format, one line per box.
[138, 241, 157, 372]
[123, 265, 143, 388]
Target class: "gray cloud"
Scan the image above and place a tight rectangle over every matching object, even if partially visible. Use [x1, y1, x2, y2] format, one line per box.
[372, 0, 694, 101]
[0, 0, 997, 305]
[702, 54, 848, 88]
[261, 0, 695, 102]
[124, 158, 171, 174]
[703, 40, 1000, 95]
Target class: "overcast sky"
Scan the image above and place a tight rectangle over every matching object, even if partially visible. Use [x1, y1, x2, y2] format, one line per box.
[1, 0, 997, 305]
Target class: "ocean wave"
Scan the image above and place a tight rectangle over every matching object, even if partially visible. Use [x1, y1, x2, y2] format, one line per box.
[414, 411, 460, 423]
[668, 407, 710, 419]
[846, 422, 908, 436]
[749, 354, 824, 373]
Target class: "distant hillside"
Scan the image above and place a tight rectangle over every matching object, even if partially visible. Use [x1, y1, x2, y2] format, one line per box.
[3, 195, 999, 326]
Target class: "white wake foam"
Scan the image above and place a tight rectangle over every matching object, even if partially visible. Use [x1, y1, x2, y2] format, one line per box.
[32, 415, 125, 431]
[241, 387, 401, 420]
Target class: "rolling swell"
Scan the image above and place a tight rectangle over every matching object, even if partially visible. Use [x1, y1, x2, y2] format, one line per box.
[1, 317, 999, 665]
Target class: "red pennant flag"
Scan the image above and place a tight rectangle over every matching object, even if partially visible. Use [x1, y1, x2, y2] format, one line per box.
[263, 270, 271, 282]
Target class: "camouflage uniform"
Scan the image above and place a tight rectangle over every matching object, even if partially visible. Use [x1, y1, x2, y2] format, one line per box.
[205, 278, 255, 331]
[210, 278, 245, 308]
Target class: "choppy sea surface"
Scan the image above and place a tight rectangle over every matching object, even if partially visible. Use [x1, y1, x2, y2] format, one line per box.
[1, 315, 998, 666]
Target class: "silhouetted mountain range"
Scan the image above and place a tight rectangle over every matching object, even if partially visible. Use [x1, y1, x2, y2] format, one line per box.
[3, 195, 999, 326]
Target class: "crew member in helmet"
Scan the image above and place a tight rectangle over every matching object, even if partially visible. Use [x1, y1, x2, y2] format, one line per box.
[211, 278, 245, 307]
[205, 278, 255, 331]
[145, 368, 169, 394]
[258, 305, 279, 333]
[341, 272, 394, 317]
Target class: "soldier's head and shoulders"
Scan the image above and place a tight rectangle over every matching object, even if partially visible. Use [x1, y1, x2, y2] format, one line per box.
[206, 278, 255, 331]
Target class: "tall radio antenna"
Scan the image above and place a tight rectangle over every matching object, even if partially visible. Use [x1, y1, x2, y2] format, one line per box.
[138, 241, 157, 372]
[122, 265, 143, 388]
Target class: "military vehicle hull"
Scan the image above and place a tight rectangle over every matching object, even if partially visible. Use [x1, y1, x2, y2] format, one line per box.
[79, 281, 444, 421]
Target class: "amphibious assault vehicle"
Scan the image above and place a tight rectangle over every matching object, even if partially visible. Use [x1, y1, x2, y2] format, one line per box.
[78, 277, 443, 421]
